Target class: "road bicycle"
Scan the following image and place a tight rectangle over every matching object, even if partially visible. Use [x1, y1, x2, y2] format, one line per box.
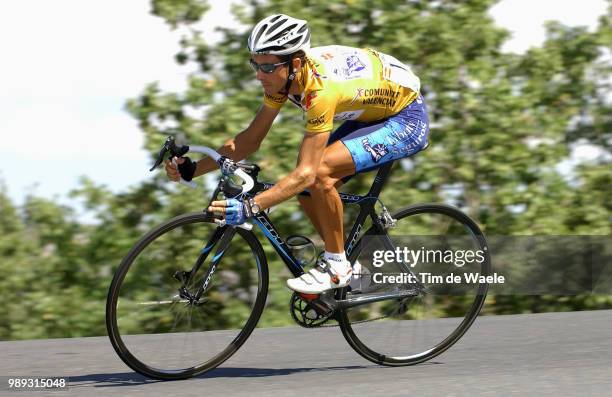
[106, 136, 490, 380]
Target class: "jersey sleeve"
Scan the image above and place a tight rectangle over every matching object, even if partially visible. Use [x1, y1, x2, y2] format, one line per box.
[304, 90, 336, 133]
[263, 92, 287, 109]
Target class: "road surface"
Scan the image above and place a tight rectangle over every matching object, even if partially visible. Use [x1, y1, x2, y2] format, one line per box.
[1, 310, 611, 396]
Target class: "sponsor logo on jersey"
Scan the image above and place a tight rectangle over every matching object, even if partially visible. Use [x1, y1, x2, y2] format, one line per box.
[350, 88, 365, 105]
[347, 88, 402, 107]
[309, 63, 323, 79]
[304, 91, 317, 110]
[265, 93, 286, 104]
[362, 97, 397, 106]
[346, 55, 366, 76]
[307, 114, 325, 126]
[334, 109, 364, 121]
[324, 49, 372, 81]
[362, 88, 401, 98]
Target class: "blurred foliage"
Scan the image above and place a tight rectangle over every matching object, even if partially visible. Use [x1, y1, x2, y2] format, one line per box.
[1, 0, 611, 340]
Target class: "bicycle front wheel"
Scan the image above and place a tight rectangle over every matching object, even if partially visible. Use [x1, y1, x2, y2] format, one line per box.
[338, 203, 490, 366]
[106, 213, 268, 380]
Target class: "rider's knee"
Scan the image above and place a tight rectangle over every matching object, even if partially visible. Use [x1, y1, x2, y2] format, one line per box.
[313, 169, 338, 193]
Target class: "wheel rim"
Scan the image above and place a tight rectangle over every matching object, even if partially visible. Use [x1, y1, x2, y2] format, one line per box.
[338, 204, 490, 364]
[106, 214, 268, 379]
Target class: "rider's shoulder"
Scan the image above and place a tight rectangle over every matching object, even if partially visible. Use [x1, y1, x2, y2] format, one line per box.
[306, 45, 363, 59]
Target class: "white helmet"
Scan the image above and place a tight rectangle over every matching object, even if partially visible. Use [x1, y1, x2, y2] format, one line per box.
[247, 14, 311, 56]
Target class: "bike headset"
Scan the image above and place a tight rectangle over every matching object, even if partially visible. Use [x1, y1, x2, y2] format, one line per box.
[247, 13, 311, 95]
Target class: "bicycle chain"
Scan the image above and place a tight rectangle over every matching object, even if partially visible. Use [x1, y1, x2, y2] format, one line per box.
[319, 299, 410, 328]
[318, 313, 391, 328]
[291, 294, 397, 328]
[293, 275, 423, 329]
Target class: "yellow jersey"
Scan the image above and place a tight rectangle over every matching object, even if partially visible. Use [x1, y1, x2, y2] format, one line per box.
[263, 45, 421, 133]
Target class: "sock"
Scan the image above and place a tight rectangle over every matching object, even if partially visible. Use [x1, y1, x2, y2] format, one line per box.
[324, 251, 346, 262]
[324, 251, 350, 274]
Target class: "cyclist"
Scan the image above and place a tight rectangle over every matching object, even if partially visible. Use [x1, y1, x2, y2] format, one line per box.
[165, 14, 430, 295]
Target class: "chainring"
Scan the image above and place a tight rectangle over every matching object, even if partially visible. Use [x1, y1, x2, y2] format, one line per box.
[289, 292, 334, 328]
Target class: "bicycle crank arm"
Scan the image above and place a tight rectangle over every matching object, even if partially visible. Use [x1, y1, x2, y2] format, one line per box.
[333, 288, 419, 310]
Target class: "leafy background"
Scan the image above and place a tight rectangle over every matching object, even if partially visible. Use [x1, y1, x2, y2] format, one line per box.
[0, 0, 610, 340]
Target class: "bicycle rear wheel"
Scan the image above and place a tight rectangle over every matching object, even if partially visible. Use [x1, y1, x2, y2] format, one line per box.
[338, 203, 490, 365]
[106, 213, 268, 380]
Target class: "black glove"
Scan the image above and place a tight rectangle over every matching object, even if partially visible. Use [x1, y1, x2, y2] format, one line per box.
[177, 157, 197, 181]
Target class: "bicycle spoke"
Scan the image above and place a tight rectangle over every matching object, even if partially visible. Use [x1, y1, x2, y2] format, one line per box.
[107, 213, 268, 380]
[339, 204, 490, 365]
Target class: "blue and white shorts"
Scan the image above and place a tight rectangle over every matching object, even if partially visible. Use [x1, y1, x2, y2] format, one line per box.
[328, 95, 430, 177]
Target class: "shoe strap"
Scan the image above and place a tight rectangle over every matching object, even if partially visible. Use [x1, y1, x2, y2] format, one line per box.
[306, 269, 324, 283]
[316, 258, 351, 284]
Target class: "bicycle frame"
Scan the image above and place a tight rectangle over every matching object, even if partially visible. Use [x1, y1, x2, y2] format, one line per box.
[245, 161, 394, 278]
[187, 160, 420, 306]
[185, 162, 394, 292]
[106, 137, 488, 380]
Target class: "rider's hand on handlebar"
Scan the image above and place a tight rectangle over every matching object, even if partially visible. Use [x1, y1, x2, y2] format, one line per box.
[164, 157, 183, 182]
[208, 199, 252, 226]
[165, 156, 197, 182]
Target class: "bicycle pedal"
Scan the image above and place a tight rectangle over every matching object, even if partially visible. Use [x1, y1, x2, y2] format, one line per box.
[298, 293, 320, 301]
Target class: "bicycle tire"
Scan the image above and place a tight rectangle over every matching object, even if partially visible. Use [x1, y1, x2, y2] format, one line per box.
[106, 212, 269, 380]
[338, 203, 490, 366]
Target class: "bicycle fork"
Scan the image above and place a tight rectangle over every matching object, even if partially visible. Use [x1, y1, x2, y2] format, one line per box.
[172, 226, 235, 305]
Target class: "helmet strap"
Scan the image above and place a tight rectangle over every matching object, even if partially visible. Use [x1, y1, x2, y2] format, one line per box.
[279, 54, 299, 95]
[280, 66, 296, 96]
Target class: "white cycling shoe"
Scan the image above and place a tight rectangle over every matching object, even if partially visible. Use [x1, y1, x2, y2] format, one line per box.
[287, 258, 352, 294]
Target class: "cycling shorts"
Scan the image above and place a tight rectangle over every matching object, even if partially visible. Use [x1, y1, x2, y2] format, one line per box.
[328, 94, 429, 176]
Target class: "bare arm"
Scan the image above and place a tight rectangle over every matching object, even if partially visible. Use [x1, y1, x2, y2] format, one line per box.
[253, 131, 330, 211]
[166, 105, 280, 181]
[194, 105, 280, 177]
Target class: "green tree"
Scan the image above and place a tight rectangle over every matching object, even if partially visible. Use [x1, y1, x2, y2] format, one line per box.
[126, 0, 611, 322]
[2, 0, 610, 340]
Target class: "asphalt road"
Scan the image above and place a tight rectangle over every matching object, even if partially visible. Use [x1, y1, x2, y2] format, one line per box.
[1, 310, 611, 397]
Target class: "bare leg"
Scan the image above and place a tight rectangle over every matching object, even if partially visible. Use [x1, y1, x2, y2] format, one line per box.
[285, 142, 358, 293]
[301, 141, 356, 253]
[297, 179, 344, 242]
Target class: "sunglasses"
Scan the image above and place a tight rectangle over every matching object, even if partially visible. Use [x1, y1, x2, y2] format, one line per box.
[249, 59, 288, 74]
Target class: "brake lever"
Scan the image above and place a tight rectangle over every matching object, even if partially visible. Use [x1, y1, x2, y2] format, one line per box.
[149, 137, 172, 171]
[147, 137, 255, 194]
[149, 136, 190, 172]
